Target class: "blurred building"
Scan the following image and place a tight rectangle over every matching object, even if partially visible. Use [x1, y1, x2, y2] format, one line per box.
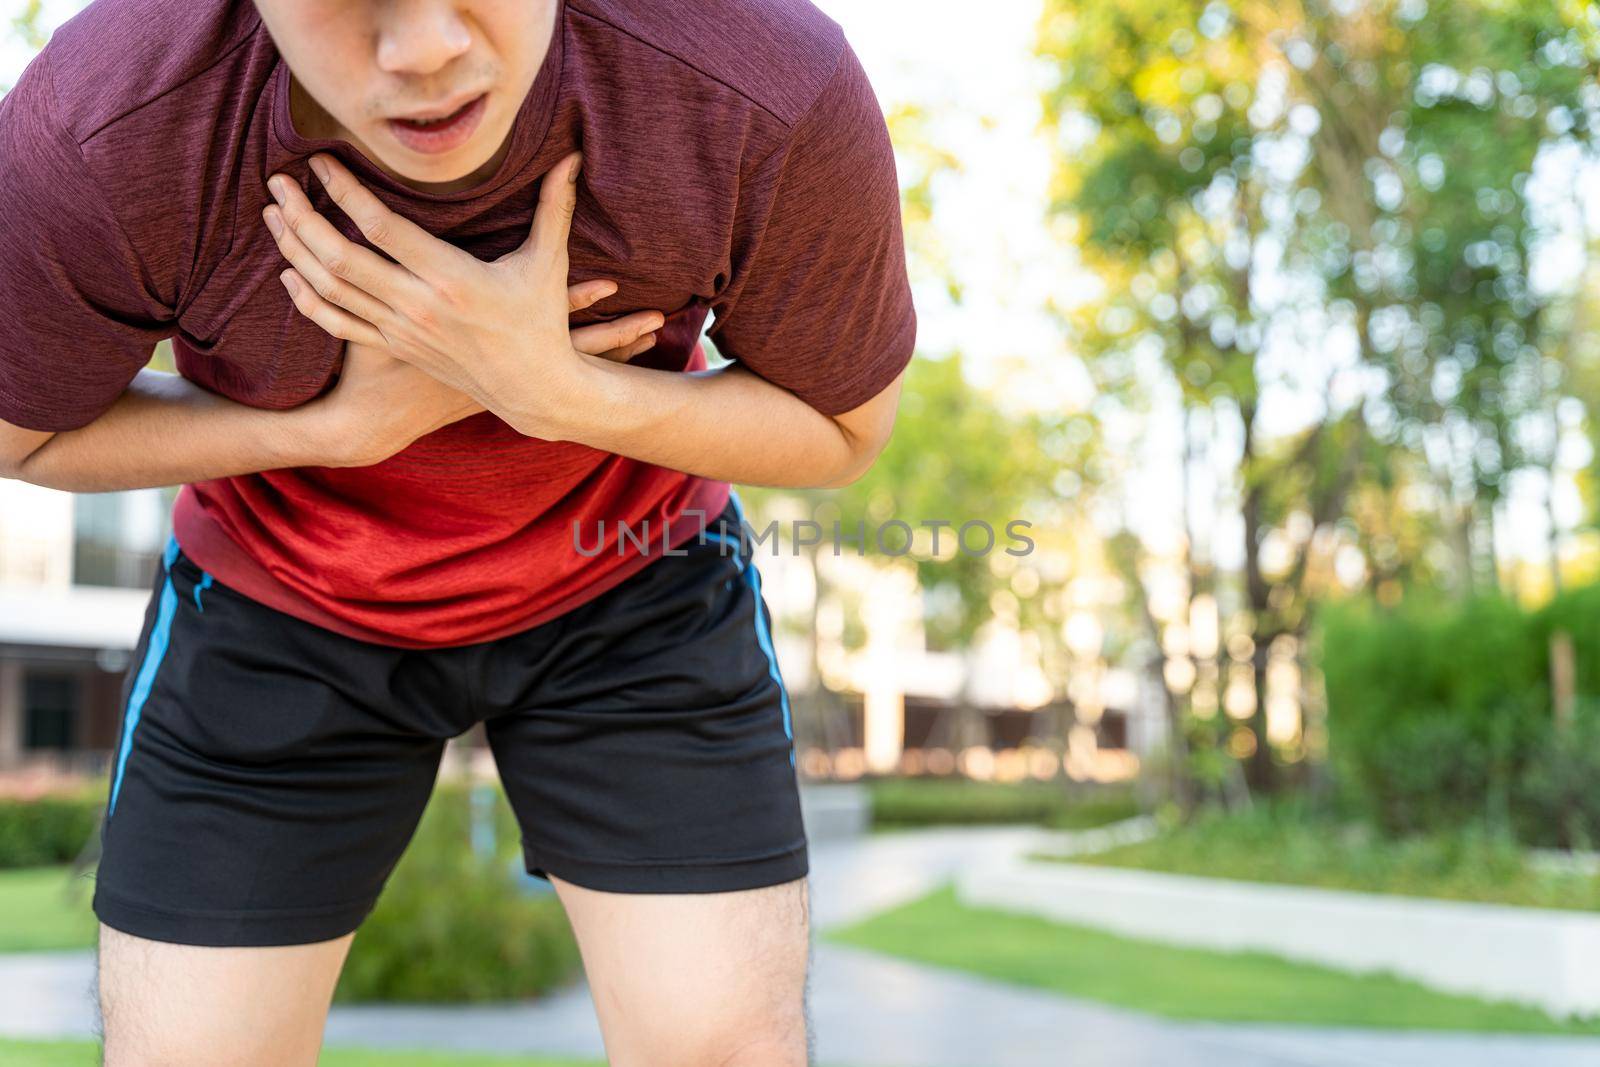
[754, 535, 1166, 785]
[0, 482, 168, 779]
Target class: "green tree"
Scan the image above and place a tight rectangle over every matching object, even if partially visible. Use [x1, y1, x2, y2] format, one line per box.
[1281, 0, 1598, 593]
[1036, 0, 1599, 796]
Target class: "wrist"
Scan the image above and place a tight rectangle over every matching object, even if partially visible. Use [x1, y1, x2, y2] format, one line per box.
[505, 353, 607, 443]
[277, 400, 359, 468]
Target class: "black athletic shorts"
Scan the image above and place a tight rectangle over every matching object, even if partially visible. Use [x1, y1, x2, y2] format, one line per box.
[91, 491, 808, 947]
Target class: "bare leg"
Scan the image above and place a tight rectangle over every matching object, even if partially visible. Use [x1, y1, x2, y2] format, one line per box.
[98, 924, 353, 1067]
[552, 875, 812, 1067]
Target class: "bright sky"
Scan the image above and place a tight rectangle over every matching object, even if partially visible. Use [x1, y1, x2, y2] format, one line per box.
[813, 0, 1095, 408]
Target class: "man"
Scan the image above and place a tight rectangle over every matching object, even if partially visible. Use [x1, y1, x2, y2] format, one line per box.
[0, 0, 916, 1063]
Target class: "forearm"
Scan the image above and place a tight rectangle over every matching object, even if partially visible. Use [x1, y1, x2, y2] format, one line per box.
[541, 359, 868, 489]
[15, 368, 329, 492]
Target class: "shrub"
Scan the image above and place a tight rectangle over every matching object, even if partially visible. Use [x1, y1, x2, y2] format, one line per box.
[0, 792, 101, 869]
[1075, 801, 1600, 911]
[867, 776, 1138, 830]
[1358, 713, 1499, 836]
[1320, 594, 1551, 836]
[1516, 703, 1600, 850]
[336, 785, 581, 1003]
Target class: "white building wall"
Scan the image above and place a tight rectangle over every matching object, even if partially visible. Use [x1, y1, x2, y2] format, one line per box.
[0, 482, 75, 589]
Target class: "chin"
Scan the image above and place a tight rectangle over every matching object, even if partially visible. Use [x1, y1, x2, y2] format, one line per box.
[372, 142, 494, 186]
[376, 113, 515, 188]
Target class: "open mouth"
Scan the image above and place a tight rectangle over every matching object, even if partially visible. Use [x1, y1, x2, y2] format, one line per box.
[395, 96, 478, 129]
[388, 93, 488, 154]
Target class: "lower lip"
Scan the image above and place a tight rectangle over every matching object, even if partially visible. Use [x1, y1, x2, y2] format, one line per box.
[387, 94, 488, 155]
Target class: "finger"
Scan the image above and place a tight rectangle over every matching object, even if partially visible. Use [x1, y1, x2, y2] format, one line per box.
[588, 333, 657, 364]
[570, 309, 666, 356]
[279, 269, 390, 348]
[517, 151, 582, 270]
[268, 173, 420, 312]
[265, 204, 393, 327]
[622, 333, 660, 361]
[307, 154, 463, 281]
[568, 279, 618, 313]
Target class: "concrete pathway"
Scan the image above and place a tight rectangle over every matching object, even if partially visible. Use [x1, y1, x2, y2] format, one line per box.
[4, 827, 1600, 1066]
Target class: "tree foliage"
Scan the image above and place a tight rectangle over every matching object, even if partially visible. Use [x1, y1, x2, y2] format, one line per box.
[1037, 0, 1600, 793]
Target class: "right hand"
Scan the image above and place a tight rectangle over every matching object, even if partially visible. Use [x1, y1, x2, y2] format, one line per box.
[314, 279, 664, 468]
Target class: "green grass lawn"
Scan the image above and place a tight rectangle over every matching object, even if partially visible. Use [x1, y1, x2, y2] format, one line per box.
[1065, 807, 1600, 912]
[0, 1041, 891, 1067]
[0, 867, 98, 952]
[0, 1042, 604, 1067]
[828, 885, 1600, 1033]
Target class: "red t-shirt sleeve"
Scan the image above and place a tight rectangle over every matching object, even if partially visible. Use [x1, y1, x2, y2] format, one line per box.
[708, 41, 918, 418]
[0, 49, 173, 432]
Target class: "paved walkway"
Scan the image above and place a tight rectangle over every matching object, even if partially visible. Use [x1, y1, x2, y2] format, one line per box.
[4, 827, 1600, 1066]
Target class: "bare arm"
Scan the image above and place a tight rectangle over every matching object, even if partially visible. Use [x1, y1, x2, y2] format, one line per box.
[542, 359, 905, 490]
[3, 368, 331, 492]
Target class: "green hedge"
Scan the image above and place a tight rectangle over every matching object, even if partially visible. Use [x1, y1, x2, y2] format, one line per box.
[336, 784, 581, 1003]
[1320, 583, 1600, 846]
[0, 793, 101, 869]
[867, 777, 1139, 830]
[1073, 802, 1600, 912]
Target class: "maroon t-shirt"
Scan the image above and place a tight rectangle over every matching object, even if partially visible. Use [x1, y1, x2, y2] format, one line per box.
[0, 0, 917, 646]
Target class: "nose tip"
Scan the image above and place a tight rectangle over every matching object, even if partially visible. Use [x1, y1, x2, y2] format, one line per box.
[375, 16, 473, 75]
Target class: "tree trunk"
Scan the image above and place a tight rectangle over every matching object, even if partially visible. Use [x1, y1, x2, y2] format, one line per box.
[1546, 470, 1564, 595]
[1251, 638, 1273, 788]
[1111, 532, 1193, 811]
[1481, 497, 1502, 595]
[1239, 401, 1274, 794]
[1453, 494, 1476, 596]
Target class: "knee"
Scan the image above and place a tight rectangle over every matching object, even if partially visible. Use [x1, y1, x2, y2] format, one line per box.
[103, 1026, 305, 1067]
[706, 1024, 809, 1067]
[655, 1013, 807, 1067]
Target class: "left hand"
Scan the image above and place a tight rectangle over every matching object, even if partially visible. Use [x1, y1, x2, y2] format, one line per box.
[262, 150, 665, 437]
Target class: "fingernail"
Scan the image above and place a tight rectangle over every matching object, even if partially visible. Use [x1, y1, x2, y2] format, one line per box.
[281, 272, 301, 298]
[570, 153, 582, 183]
[263, 208, 283, 238]
[269, 176, 287, 206]
[649, 313, 666, 330]
[309, 156, 331, 184]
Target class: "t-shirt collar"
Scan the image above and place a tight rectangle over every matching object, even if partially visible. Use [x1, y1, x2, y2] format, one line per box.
[264, 0, 566, 203]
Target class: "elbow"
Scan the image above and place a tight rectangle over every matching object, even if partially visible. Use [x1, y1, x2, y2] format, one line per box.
[813, 373, 905, 490]
[0, 433, 58, 486]
[815, 436, 889, 491]
[815, 467, 866, 491]
[1, 457, 49, 489]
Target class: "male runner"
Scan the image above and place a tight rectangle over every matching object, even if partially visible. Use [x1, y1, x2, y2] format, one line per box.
[0, 0, 916, 1063]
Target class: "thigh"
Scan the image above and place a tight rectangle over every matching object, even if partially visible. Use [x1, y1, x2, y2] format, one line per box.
[552, 874, 811, 1067]
[98, 925, 352, 1067]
